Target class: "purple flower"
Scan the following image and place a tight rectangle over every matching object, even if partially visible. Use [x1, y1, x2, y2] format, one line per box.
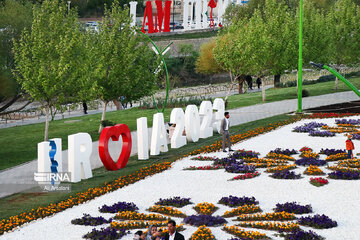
[213, 157, 239, 166]
[218, 196, 258, 207]
[183, 214, 227, 226]
[309, 130, 335, 137]
[319, 148, 346, 156]
[99, 201, 138, 213]
[298, 214, 338, 229]
[280, 229, 324, 240]
[71, 214, 112, 226]
[295, 158, 327, 166]
[270, 170, 301, 179]
[270, 148, 298, 156]
[328, 170, 360, 180]
[293, 122, 327, 133]
[225, 163, 256, 173]
[335, 118, 360, 125]
[155, 196, 192, 208]
[231, 150, 260, 159]
[83, 227, 128, 239]
[274, 202, 312, 214]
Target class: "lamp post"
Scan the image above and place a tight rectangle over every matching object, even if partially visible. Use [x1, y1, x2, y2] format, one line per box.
[297, 0, 303, 113]
[67, 1, 71, 12]
[172, 0, 175, 31]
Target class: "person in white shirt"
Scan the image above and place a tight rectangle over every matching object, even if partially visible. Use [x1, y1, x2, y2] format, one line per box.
[164, 220, 184, 240]
[220, 111, 234, 152]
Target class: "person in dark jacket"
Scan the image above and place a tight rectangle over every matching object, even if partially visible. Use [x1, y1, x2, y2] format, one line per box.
[256, 77, 261, 89]
[164, 220, 184, 240]
[246, 75, 253, 90]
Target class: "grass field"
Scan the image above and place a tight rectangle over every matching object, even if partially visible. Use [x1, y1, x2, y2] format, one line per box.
[0, 114, 294, 219]
[1, 76, 360, 170]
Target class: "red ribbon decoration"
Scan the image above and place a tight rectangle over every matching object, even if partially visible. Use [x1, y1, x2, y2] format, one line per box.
[99, 124, 132, 171]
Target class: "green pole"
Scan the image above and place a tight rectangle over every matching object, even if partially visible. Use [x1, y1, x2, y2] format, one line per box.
[297, 0, 303, 113]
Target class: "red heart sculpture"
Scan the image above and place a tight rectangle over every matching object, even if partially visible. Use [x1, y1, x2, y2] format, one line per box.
[99, 124, 132, 171]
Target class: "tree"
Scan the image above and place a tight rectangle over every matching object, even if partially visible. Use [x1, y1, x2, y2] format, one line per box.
[13, 0, 92, 140]
[195, 40, 224, 74]
[90, 0, 159, 132]
[327, 0, 360, 90]
[0, 0, 33, 113]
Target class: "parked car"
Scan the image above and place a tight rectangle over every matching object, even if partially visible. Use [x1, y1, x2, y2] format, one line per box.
[85, 21, 99, 32]
[169, 21, 184, 29]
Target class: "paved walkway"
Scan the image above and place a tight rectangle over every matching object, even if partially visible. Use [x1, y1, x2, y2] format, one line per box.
[1, 91, 359, 198]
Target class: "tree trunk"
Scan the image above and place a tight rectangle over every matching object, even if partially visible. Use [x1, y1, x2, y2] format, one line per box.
[334, 67, 339, 91]
[274, 74, 281, 87]
[113, 100, 122, 110]
[261, 78, 266, 102]
[225, 71, 235, 102]
[238, 75, 245, 94]
[44, 105, 50, 141]
[98, 101, 108, 133]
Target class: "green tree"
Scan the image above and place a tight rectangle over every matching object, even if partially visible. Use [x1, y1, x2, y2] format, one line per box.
[0, 0, 33, 113]
[91, 0, 159, 132]
[13, 0, 92, 140]
[328, 0, 360, 89]
[195, 40, 224, 74]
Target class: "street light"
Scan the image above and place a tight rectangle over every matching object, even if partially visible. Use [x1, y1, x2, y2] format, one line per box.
[172, 0, 175, 31]
[67, 1, 71, 12]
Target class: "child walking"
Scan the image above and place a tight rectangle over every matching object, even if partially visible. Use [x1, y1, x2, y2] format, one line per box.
[346, 134, 355, 159]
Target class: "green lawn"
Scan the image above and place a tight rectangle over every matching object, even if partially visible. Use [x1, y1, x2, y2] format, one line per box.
[1, 76, 360, 170]
[0, 114, 294, 219]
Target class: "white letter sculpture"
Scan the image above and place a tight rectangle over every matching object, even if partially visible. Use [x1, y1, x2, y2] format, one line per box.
[170, 108, 186, 148]
[199, 101, 213, 138]
[150, 113, 169, 155]
[185, 105, 200, 142]
[34, 138, 62, 184]
[129, 1, 138, 27]
[137, 117, 149, 160]
[68, 133, 93, 183]
[212, 98, 225, 133]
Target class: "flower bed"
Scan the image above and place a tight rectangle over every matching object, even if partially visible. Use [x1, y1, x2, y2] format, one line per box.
[229, 172, 260, 181]
[190, 225, 215, 240]
[147, 205, 186, 218]
[244, 158, 288, 167]
[237, 221, 299, 232]
[328, 170, 360, 180]
[325, 153, 348, 161]
[0, 162, 172, 235]
[213, 157, 239, 166]
[319, 148, 346, 156]
[184, 215, 227, 227]
[223, 205, 262, 218]
[99, 201, 138, 213]
[71, 214, 112, 226]
[270, 170, 301, 180]
[309, 177, 329, 187]
[304, 165, 325, 175]
[231, 150, 260, 159]
[292, 122, 327, 133]
[269, 148, 298, 156]
[110, 220, 168, 230]
[114, 211, 167, 221]
[298, 214, 338, 229]
[327, 166, 360, 173]
[299, 146, 313, 152]
[225, 163, 256, 173]
[155, 196, 192, 208]
[183, 165, 223, 170]
[295, 158, 327, 166]
[265, 164, 296, 173]
[222, 225, 268, 239]
[299, 151, 319, 159]
[218, 196, 258, 207]
[274, 202, 312, 214]
[265, 153, 295, 161]
[83, 227, 127, 240]
[236, 211, 296, 222]
[307, 112, 358, 119]
[191, 156, 217, 161]
[337, 159, 360, 168]
[335, 118, 360, 125]
[194, 202, 218, 215]
[280, 229, 324, 240]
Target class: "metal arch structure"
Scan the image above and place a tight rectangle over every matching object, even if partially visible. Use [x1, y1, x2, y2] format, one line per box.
[140, 32, 172, 113]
